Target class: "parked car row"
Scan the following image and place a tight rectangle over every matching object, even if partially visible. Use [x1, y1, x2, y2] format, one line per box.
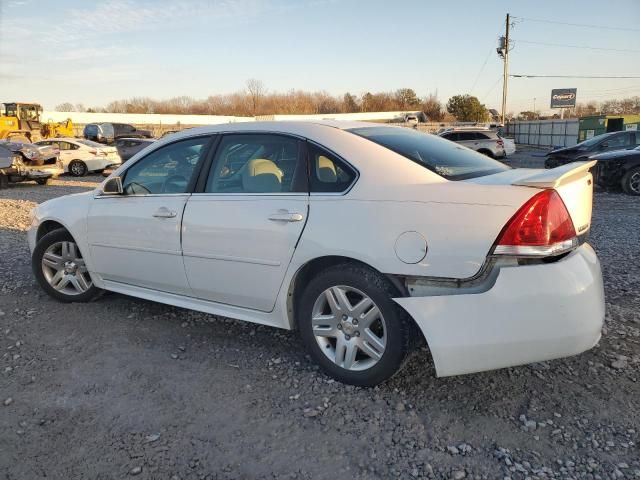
[545, 130, 640, 195]
[35, 138, 122, 176]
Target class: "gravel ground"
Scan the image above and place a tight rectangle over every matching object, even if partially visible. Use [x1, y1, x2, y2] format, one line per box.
[1, 173, 639, 480]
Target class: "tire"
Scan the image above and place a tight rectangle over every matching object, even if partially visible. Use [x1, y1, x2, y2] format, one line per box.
[477, 149, 494, 158]
[0, 174, 8, 189]
[297, 263, 412, 387]
[68, 160, 88, 177]
[621, 166, 640, 196]
[36, 178, 50, 185]
[32, 229, 102, 303]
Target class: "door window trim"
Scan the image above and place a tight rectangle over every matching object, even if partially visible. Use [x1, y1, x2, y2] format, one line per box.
[192, 132, 308, 196]
[96, 134, 217, 198]
[306, 140, 359, 196]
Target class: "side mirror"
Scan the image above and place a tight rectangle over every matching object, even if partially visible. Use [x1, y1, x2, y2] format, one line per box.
[102, 176, 123, 195]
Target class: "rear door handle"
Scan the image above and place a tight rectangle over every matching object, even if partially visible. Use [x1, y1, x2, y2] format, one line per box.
[152, 207, 177, 219]
[268, 211, 304, 222]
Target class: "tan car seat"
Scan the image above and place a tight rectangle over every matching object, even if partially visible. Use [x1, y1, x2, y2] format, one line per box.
[242, 158, 283, 193]
[317, 155, 337, 183]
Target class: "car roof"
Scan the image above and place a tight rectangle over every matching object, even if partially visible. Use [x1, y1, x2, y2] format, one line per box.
[161, 120, 399, 140]
[117, 137, 155, 142]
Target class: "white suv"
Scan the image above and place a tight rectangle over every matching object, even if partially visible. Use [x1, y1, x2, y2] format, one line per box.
[438, 128, 506, 159]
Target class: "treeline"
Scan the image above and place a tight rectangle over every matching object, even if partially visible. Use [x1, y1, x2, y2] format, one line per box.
[55, 81, 446, 120]
[515, 97, 640, 120]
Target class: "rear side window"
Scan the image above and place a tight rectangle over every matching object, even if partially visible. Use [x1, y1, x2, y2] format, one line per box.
[307, 143, 356, 193]
[474, 132, 492, 140]
[349, 126, 510, 181]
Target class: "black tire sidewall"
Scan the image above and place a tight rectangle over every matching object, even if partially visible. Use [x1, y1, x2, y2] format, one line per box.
[69, 160, 87, 177]
[297, 264, 409, 387]
[32, 229, 100, 303]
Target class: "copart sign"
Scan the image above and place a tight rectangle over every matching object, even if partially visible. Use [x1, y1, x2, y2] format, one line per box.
[550, 89, 577, 108]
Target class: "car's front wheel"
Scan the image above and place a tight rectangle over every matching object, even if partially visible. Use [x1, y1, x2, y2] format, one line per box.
[297, 264, 411, 386]
[32, 229, 101, 302]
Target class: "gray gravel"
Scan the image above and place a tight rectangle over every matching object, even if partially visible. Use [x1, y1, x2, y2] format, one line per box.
[1, 173, 639, 479]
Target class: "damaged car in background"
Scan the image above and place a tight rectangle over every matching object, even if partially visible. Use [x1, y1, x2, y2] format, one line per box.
[0, 140, 63, 188]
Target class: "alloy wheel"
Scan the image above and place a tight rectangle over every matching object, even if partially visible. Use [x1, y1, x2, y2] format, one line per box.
[41, 241, 92, 296]
[630, 171, 640, 194]
[311, 285, 386, 371]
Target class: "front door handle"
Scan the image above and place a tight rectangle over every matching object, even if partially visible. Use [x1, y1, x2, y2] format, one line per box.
[152, 207, 177, 219]
[268, 211, 304, 222]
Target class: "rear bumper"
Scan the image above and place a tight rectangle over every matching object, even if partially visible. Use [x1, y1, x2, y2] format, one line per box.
[394, 244, 605, 377]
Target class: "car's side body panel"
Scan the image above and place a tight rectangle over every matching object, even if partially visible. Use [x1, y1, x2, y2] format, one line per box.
[182, 194, 309, 311]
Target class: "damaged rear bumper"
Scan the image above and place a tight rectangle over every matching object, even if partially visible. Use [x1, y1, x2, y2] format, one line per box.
[394, 244, 605, 377]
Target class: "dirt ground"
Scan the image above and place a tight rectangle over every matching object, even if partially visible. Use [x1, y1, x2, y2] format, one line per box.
[0, 172, 638, 480]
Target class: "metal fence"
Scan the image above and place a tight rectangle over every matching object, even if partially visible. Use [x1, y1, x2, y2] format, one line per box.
[505, 120, 579, 148]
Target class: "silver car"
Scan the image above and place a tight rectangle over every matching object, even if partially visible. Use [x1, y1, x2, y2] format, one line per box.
[438, 128, 506, 159]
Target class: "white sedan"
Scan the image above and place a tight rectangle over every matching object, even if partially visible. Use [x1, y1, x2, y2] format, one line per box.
[35, 138, 122, 176]
[27, 121, 604, 386]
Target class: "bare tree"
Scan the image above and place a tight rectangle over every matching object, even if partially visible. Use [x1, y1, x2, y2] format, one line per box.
[55, 102, 75, 112]
[246, 79, 265, 115]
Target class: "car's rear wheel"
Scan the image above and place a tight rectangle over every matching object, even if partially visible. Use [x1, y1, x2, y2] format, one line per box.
[68, 160, 88, 177]
[622, 166, 640, 196]
[32, 229, 101, 302]
[0, 174, 8, 189]
[297, 264, 411, 386]
[36, 178, 50, 185]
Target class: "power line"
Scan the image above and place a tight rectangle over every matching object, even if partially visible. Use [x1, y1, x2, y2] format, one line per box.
[481, 76, 503, 102]
[512, 16, 640, 32]
[511, 74, 640, 79]
[515, 39, 640, 54]
[469, 46, 495, 94]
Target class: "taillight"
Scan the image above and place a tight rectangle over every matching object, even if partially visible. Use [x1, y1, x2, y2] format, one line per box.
[496, 139, 504, 146]
[493, 189, 577, 257]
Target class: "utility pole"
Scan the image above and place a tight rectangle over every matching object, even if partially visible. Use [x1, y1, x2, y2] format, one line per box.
[498, 13, 511, 124]
[533, 97, 536, 117]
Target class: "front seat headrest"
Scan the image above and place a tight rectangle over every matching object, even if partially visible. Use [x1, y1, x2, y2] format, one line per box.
[242, 158, 283, 193]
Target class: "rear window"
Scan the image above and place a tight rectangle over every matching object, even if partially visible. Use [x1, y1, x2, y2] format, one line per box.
[348, 127, 510, 180]
[77, 139, 104, 148]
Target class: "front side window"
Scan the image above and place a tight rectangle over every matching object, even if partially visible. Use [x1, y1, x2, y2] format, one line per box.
[349, 126, 510, 181]
[205, 134, 304, 193]
[604, 133, 630, 149]
[308, 143, 356, 193]
[121, 136, 210, 195]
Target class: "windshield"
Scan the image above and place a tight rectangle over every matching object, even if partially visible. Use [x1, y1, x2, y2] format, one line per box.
[76, 139, 105, 148]
[576, 133, 613, 149]
[348, 126, 510, 180]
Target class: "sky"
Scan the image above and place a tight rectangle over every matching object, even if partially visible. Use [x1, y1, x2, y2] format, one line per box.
[1, 0, 639, 115]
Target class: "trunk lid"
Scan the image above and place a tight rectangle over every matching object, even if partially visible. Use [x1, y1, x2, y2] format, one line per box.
[466, 161, 596, 236]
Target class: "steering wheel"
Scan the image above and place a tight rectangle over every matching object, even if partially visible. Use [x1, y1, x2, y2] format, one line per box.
[162, 175, 188, 193]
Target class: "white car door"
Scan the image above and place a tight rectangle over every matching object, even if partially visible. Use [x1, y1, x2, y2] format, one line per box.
[181, 133, 308, 312]
[87, 135, 213, 295]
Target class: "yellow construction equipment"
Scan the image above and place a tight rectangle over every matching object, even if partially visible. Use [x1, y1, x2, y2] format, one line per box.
[0, 102, 74, 142]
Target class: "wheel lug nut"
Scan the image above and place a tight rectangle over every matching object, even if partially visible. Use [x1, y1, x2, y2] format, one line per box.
[342, 315, 348, 320]
[345, 335, 350, 340]
[352, 319, 358, 325]
[337, 324, 342, 330]
[354, 331, 360, 337]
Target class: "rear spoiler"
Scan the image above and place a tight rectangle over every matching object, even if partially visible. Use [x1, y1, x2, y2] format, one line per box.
[512, 160, 597, 189]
